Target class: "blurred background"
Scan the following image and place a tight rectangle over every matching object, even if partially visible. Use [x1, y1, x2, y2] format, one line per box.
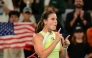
[0, 0, 92, 58]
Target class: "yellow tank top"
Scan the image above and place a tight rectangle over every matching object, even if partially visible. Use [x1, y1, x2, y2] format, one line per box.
[40, 31, 60, 58]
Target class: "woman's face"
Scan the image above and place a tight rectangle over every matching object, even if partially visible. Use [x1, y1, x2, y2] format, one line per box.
[44, 13, 57, 30]
[74, 32, 84, 39]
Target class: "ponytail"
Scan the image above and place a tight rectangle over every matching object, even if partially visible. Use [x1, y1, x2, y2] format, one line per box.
[35, 20, 44, 33]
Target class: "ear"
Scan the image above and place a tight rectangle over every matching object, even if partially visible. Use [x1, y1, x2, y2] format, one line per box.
[43, 19, 47, 25]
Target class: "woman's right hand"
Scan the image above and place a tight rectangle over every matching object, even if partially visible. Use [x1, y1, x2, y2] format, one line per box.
[55, 28, 70, 47]
[55, 28, 64, 42]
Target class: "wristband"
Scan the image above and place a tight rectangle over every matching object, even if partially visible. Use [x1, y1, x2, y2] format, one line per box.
[63, 47, 68, 50]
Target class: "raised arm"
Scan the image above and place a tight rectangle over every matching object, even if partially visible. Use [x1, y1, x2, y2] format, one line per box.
[66, 52, 70, 58]
[59, 35, 70, 58]
[1, 0, 13, 14]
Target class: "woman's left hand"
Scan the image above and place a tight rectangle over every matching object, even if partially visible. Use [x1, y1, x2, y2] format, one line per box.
[61, 35, 70, 48]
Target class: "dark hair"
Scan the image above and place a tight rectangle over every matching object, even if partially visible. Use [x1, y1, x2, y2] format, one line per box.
[9, 11, 20, 18]
[35, 11, 55, 33]
[71, 32, 87, 45]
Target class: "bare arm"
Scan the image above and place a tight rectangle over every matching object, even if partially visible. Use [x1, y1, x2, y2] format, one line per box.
[0, 0, 14, 14]
[2, 2, 11, 14]
[70, 12, 78, 27]
[59, 35, 70, 58]
[66, 52, 69, 58]
[23, 0, 34, 7]
[70, 18, 76, 27]
[59, 43, 67, 58]
[33, 34, 60, 58]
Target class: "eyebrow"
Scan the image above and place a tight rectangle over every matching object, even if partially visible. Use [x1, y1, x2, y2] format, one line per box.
[51, 17, 57, 20]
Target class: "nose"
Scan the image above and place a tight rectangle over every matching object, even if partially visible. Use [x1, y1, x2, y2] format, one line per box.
[55, 19, 57, 23]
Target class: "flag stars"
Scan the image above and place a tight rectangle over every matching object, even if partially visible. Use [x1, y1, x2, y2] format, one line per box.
[0, 22, 14, 36]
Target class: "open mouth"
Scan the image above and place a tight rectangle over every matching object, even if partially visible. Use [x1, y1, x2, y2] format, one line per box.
[55, 25, 57, 26]
[54, 25, 56, 26]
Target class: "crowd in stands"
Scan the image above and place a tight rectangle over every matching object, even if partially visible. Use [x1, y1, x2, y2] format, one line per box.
[0, 0, 92, 58]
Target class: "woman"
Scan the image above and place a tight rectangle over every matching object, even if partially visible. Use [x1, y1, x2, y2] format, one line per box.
[66, 26, 91, 58]
[32, 11, 70, 58]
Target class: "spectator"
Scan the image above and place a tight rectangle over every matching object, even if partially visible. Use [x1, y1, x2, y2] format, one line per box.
[86, 27, 92, 58]
[0, 0, 13, 22]
[66, 26, 91, 58]
[21, 6, 36, 58]
[20, 6, 37, 28]
[3, 11, 25, 58]
[0, 0, 13, 58]
[8, 11, 20, 22]
[65, 0, 91, 35]
[19, 0, 37, 26]
[33, 0, 65, 27]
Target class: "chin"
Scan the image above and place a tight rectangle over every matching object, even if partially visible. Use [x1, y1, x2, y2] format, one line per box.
[50, 26, 56, 31]
[51, 28, 56, 31]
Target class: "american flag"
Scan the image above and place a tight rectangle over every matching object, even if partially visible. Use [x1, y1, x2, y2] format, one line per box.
[0, 22, 35, 49]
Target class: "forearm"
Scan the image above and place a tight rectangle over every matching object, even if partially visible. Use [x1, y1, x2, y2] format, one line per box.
[39, 40, 59, 58]
[66, 51, 69, 58]
[59, 48, 67, 58]
[2, 3, 11, 14]
[70, 18, 76, 27]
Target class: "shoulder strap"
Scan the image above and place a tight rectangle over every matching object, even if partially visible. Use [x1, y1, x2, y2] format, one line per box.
[39, 32, 44, 38]
[39, 32, 50, 45]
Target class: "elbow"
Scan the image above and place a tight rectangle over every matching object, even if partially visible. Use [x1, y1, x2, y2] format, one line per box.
[39, 54, 47, 58]
[38, 52, 48, 58]
[40, 56, 47, 58]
